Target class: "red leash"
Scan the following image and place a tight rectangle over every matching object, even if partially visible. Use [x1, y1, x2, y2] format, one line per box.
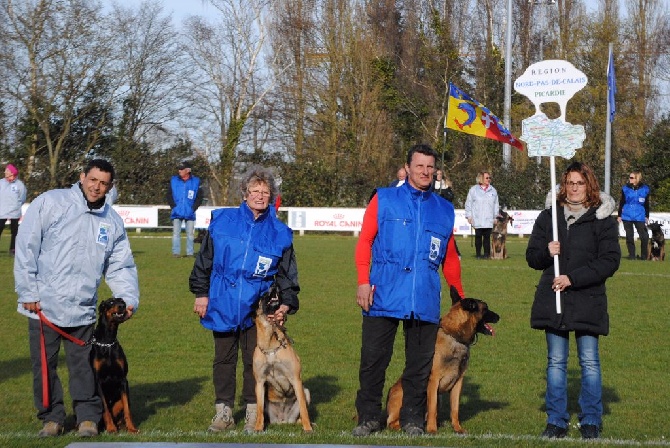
[37, 311, 88, 409]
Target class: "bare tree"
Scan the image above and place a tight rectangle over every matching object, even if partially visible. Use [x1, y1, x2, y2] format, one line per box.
[624, 0, 669, 124]
[181, 0, 275, 205]
[0, 0, 114, 186]
[108, 0, 185, 142]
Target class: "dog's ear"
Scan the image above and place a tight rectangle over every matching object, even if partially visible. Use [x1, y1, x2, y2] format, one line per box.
[98, 298, 113, 312]
[461, 298, 479, 312]
[450, 285, 462, 304]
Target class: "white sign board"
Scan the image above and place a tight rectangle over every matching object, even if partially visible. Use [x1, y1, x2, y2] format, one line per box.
[514, 60, 588, 118]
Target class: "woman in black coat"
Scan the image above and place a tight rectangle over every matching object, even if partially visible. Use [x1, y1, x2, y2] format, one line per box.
[526, 162, 620, 440]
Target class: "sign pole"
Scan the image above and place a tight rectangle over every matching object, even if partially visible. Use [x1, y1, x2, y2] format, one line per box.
[549, 156, 561, 314]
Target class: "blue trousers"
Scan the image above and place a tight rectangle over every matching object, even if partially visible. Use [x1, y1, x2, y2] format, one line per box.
[545, 329, 602, 429]
[172, 218, 195, 256]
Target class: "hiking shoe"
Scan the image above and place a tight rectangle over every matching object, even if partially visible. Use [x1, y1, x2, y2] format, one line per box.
[38, 421, 63, 437]
[402, 422, 424, 436]
[77, 420, 99, 437]
[243, 403, 258, 433]
[580, 424, 600, 439]
[541, 423, 568, 438]
[208, 403, 235, 432]
[352, 419, 380, 437]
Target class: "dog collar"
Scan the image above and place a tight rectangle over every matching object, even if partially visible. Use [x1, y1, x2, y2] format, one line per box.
[260, 333, 289, 356]
[89, 336, 118, 348]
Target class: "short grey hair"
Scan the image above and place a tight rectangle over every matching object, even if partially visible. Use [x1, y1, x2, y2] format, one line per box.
[239, 165, 279, 203]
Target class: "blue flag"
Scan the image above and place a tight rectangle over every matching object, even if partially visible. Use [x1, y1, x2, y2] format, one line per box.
[607, 49, 616, 123]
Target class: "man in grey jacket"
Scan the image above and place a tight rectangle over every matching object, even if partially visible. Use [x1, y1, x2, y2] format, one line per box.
[14, 159, 139, 438]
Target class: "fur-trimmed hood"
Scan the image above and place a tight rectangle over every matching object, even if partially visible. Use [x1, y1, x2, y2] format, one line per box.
[544, 190, 616, 220]
[595, 192, 616, 219]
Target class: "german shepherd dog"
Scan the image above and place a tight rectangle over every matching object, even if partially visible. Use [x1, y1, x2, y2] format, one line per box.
[491, 208, 513, 260]
[252, 285, 312, 432]
[647, 222, 665, 261]
[91, 298, 138, 433]
[386, 286, 499, 434]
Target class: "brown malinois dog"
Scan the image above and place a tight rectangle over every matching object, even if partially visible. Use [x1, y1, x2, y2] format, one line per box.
[386, 286, 499, 434]
[491, 208, 514, 260]
[252, 285, 312, 433]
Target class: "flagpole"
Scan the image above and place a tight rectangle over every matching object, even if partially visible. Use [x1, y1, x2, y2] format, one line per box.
[604, 42, 613, 195]
[442, 118, 447, 177]
[503, 0, 513, 167]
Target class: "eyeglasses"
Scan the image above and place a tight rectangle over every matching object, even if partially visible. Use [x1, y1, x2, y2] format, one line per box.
[484, 176, 491, 180]
[248, 189, 271, 197]
[567, 181, 586, 187]
[629, 176, 635, 179]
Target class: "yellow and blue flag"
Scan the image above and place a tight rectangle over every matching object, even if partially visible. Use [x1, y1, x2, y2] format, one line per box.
[445, 83, 523, 150]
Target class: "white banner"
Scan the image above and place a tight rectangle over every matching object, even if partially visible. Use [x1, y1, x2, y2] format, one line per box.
[195, 206, 234, 229]
[286, 207, 365, 232]
[12, 204, 670, 237]
[112, 206, 158, 228]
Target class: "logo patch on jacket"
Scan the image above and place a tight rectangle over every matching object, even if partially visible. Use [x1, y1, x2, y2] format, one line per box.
[254, 256, 272, 277]
[97, 223, 110, 246]
[429, 236, 441, 261]
[188, 189, 195, 199]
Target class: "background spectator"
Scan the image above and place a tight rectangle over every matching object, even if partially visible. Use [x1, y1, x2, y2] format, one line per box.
[465, 171, 499, 259]
[167, 161, 203, 257]
[388, 167, 406, 187]
[617, 171, 650, 260]
[0, 163, 27, 256]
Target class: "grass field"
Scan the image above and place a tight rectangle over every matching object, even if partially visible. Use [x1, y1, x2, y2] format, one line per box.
[0, 233, 669, 447]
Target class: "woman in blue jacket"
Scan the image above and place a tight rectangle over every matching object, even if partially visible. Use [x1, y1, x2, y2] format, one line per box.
[617, 171, 650, 260]
[189, 166, 300, 433]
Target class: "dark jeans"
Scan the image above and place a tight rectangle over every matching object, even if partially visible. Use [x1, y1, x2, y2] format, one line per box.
[355, 315, 438, 427]
[623, 220, 648, 259]
[28, 318, 101, 425]
[212, 326, 257, 407]
[475, 228, 492, 257]
[0, 218, 19, 251]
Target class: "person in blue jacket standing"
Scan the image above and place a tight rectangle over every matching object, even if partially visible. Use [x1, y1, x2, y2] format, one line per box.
[617, 170, 650, 260]
[353, 144, 464, 437]
[189, 166, 300, 433]
[167, 161, 203, 257]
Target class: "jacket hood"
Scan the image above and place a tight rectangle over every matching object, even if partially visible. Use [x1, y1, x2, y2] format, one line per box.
[596, 192, 616, 219]
[544, 190, 616, 220]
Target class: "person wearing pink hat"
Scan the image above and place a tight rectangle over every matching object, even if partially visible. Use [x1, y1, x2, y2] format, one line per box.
[0, 163, 27, 255]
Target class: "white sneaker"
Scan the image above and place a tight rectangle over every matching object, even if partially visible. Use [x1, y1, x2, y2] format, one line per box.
[244, 403, 258, 433]
[208, 403, 235, 432]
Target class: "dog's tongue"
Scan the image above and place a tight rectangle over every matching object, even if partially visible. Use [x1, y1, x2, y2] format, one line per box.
[486, 323, 495, 336]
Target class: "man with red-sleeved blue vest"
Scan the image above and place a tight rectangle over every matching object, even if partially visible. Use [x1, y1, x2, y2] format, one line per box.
[352, 144, 464, 437]
[167, 161, 203, 257]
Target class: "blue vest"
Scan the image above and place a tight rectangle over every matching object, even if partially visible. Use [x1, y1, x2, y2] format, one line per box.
[621, 184, 649, 222]
[201, 203, 293, 332]
[367, 183, 455, 324]
[170, 175, 200, 220]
